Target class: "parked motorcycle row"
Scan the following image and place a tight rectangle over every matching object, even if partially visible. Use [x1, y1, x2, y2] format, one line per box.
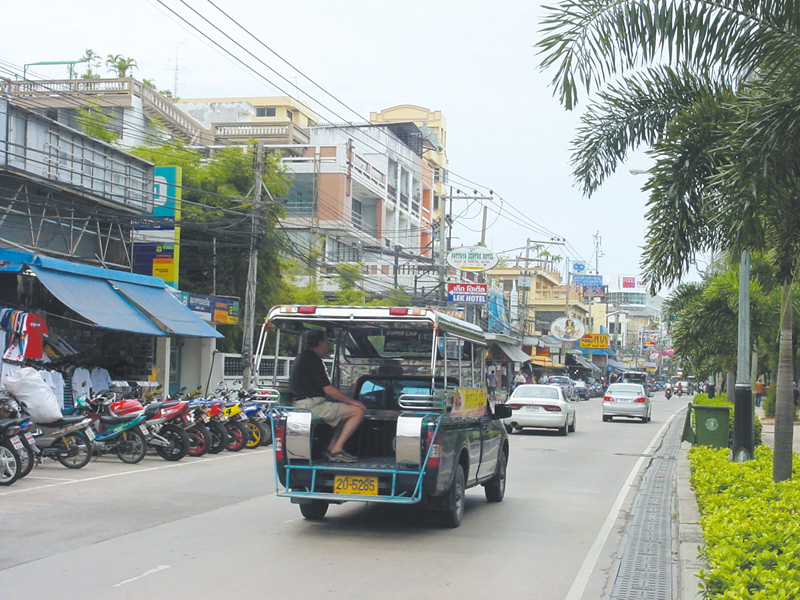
[0, 386, 279, 486]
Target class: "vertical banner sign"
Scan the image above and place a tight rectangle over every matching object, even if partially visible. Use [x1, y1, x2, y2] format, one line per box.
[132, 166, 182, 288]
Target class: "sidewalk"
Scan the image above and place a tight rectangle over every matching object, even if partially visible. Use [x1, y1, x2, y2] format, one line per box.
[674, 405, 800, 600]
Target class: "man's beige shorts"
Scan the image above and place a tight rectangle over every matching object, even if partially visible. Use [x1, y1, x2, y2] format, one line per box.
[293, 396, 347, 427]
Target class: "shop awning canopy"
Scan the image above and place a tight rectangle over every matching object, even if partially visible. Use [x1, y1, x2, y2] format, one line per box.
[529, 355, 565, 369]
[2, 248, 222, 338]
[569, 353, 601, 373]
[607, 359, 628, 372]
[495, 341, 532, 363]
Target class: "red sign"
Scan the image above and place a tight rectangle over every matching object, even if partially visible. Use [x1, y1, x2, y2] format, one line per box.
[622, 277, 636, 288]
[662, 347, 675, 356]
[447, 283, 487, 294]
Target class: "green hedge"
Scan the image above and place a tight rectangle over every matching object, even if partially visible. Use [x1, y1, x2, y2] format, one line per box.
[692, 393, 763, 447]
[690, 446, 800, 599]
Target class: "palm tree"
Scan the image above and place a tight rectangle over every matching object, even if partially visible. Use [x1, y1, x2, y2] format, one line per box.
[106, 54, 138, 78]
[537, 0, 800, 480]
[80, 48, 101, 79]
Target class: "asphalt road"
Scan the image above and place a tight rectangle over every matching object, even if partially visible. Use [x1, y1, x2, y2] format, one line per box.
[0, 392, 687, 600]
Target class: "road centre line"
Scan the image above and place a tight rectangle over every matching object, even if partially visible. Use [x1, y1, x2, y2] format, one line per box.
[563, 407, 684, 600]
[0, 449, 269, 497]
[113, 564, 170, 587]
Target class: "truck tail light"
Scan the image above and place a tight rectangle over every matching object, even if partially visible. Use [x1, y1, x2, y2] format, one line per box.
[274, 421, 285, 460]
[603, 396, 613, 402]
[634, 397, 647, 403]
[425, 425, 441, 468]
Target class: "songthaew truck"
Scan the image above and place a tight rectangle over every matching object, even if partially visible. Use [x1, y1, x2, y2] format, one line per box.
[259, 305, 511, 528]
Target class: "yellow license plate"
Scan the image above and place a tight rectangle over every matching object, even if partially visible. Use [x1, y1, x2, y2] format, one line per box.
[334, 475, 378, 496]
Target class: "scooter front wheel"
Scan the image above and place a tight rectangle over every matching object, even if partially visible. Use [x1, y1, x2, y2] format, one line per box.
[155, 424, 190, 461]
[55, 432, 92, 469]
[0, 440, 21, 485]
[116, 428, 147, 464]
[207, 421, 228, 454]
[224, 421, 248, 452]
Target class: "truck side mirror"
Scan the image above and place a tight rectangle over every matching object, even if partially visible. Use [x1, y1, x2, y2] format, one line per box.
[493, 404, 512, 419]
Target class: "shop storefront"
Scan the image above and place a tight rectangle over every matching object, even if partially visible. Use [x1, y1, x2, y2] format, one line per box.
[0, 248, 221, 407]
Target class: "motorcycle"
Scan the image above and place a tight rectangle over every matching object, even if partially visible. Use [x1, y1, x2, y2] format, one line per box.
[0, 417, 28, 485]
[203, 395, 230, 454]
[115, 397, 191, 462]
[219, 398, 249, 452]
[1, 392, 94, 470]
[78, 394, 149, 464]
[665, 388, 673, 399]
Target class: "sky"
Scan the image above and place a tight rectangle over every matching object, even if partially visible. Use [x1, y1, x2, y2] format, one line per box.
[2, 0, 687, 291]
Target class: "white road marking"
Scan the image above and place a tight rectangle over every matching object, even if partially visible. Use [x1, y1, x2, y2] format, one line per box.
[113, 564, 170, 587]
[0, 449, 270, 496]
[564, 408, 683, 600]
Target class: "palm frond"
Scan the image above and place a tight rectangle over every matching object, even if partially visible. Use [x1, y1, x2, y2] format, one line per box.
[538, 0, 800, 109]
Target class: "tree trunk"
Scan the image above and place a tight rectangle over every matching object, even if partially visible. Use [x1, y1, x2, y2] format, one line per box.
[726, 370, 736, 399]
[774, 282, 794, 482]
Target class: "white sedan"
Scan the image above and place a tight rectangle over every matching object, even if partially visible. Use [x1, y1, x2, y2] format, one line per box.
[503, 384, 576, 436]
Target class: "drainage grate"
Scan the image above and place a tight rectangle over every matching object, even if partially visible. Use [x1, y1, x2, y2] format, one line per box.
[609, 417, 683, 600]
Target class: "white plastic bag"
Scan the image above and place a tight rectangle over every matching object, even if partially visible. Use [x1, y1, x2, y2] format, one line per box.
[3, 367, 62, 423]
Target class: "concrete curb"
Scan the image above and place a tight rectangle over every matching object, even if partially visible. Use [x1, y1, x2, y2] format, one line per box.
[676, 442, 706, 600]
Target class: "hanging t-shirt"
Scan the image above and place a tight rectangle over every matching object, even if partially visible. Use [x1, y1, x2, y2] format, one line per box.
[90, 367, 113, 394]
[46, 370, 66, 410]
[21, 313, 48, 359]
[1, 362, 21, 387]
[3, 334, 23, 363]
[71, 367, 93, 401]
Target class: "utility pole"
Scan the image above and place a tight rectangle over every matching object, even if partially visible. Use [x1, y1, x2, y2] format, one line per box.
[438, 190, 494, 305]
[241, 143, 264, 391]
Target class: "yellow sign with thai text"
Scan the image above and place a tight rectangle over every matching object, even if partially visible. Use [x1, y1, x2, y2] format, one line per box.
[451, 387, 487, 417]
[580, 334, 609, 349]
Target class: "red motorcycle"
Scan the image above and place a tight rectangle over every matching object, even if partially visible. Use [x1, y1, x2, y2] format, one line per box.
[112, 398, 191, 461]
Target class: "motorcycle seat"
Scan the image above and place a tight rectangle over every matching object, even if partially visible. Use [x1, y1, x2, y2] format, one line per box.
[99, 414, 142, 425]
[46, 416, 88, 427]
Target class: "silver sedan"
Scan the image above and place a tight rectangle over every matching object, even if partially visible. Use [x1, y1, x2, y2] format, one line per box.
[503, 384, 576, 436]
[602, 383, 652, 422]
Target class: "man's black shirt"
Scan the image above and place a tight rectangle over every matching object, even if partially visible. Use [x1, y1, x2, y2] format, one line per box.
[289, 349, 331, 400]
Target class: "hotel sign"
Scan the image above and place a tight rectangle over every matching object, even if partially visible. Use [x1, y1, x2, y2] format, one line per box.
[446, 246, 498, 271]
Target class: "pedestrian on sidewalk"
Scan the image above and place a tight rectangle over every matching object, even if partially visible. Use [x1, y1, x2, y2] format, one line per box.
[755, 378, 764, 407]
[486, 368, 497, 402]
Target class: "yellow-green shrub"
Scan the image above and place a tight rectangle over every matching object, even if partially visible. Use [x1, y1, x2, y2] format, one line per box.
[690, 446, 800, 599]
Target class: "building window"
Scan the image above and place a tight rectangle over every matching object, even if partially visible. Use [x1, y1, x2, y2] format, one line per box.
[286, 110, 294, 120]
[256, 107, 276, 117]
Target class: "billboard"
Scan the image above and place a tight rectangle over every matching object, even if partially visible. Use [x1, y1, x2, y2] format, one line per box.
[446, 246, 499, 271]
[580, 334, 609, 349]
[550, 317, 586, 342]
[132, 166, 181, 288]
[447, 282, 487, 304]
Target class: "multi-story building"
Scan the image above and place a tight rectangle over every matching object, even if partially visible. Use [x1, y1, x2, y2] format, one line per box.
[370, 105, 448, 221]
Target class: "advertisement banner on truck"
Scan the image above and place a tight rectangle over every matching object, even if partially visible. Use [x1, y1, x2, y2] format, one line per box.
[451, 387, 488, 417]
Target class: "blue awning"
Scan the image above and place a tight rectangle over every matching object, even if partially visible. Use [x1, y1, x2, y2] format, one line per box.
[607, 359, 628, 371]
[29, 265, 166, 336]
[1, 248, 222, 338]
[113, 281, 222, 338]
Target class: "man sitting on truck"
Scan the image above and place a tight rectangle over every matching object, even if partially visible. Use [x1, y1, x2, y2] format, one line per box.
[289, 329, 366, 463]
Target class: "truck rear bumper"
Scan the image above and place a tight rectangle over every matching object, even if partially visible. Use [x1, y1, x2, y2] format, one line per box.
[276, 457, 436, 504]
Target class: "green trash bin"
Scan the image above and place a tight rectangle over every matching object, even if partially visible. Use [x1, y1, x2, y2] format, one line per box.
[693, 404, 731, 448]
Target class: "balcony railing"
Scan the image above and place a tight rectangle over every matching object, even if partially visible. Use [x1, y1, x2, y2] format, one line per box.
[213, 122, 310, 145]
